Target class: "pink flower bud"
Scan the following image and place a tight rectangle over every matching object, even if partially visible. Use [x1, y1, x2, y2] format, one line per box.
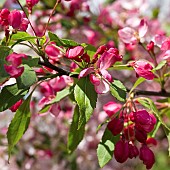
[114, 140, 129, 163]
[9, 99, 23, 112]
[128, 143, 139, 159]
[134, 109, 156, 133]
[0, 8, 10, 26]
[146, 138, 157, 146]
[65, 46, 84, 60]
[147, 41, 154, 51]
[26, 0, 39, 13]
[107, 118, 124, 136]
[8, 10, 22, 29]
[135, 128, 147, 143]
[130, 60, 155, 80]
[4, 65, 24, 78]
[103, 101, 122, 117]
[139, 145, 155, 169]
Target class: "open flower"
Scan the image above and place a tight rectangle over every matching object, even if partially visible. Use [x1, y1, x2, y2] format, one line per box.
[79, 47, 122, 94]
[118, 19, 148, 44]
[4, 53, 27, 78]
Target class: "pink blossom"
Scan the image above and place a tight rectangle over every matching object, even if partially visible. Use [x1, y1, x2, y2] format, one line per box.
[0, 8, 10, 26]
[139, 145, 155, 169]
[128, 143, 139, 159]
[103, 101, 122, 117]
[130, 60, 155, 80]
[26, 0, 39, 13]
[162, 50, 170, 65]
[9, 99, 23, 112]
[8, 10, 22, 29]
[118, 19, 148, 44]
[65, 46, 84, 60]
[4, 53, 27, 78]
[79, 47, 122, 94]
[161, 37, 170, 51]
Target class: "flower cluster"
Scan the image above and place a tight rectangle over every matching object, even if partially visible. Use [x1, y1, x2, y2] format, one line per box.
[0, 8, 29, 37]
[103, 102, 157, 169]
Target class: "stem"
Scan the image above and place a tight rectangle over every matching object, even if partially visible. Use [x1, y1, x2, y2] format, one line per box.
[43, 0, 61, 35]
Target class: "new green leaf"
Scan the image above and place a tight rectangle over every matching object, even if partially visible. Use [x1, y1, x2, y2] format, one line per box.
[67, 105, 85, 153]
[7, 93, 32, 160]
[97, 128, 119, 168]
[0, 83, 28, 112]
[16, 65, 37, 89]
[74, 77, 97, 128]
[110, 80, 127, 102]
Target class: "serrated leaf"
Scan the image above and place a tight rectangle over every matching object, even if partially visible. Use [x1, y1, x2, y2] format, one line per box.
[48, 32, 79, 47]
[67, 105, 85, 153]
[16, 65, 37, 89]
[97, 128, 119, 168]
[110, 80, 127, 102]
[74, 77, 97, 128]
[0, 83, 28, 112]
[129, 77, 145, 94]
[0, 46, 12, 83]
[39, 87, 70, 113]
[7, 93, 32, 160]
[153, 60, 167, 71]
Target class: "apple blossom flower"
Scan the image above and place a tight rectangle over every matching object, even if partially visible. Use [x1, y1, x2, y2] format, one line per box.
[26, 0, 39, 13]
[4, 53, 27, 78]
[129, 60, 155, 80]
[0, 8, 10, 26]
[79, 47, 122, 94]
[118, 19, 148, 44]
[128, 143, 139, 159]
[103, 101, 122, 117]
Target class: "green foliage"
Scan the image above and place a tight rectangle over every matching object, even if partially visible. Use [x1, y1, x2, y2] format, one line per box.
[0, 46, 12, 83]
[48, 32, 79, 47]
[129, 77, 145, 94]
[22, 56, 39, 67]
[0, 83, 28, 112]
[153, 60, 167, 71]
[67, 105, 85, 153]
[7, 93, 32, 160]
[97, 128, 119, 168]
[74, 77, 97, 129]
[110, 80, 127, 102]
[16, 65, 37, 89]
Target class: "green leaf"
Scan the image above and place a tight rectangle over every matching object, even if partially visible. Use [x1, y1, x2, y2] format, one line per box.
[74, 77, 97, 128]
[97, 128, 119, 168]
[110, 80, 127, 102]
[16, 65, 37, 89]
[22, 56, 39, 67]
[67, 105, 85, 153]
[48, 32, 79, 47]
[7, 93, 32, 160]
[129, 77, 145, 94]
[39, 87, 70, 113]
[0, 83, 28, 112]
[0, 46, 12, 83]
[153, 60, 167, 71]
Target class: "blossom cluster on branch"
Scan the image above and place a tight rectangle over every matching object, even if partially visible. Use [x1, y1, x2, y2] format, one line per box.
[0, 0, 170, 169]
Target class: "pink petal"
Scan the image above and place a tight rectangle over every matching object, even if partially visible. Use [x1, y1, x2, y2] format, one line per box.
[118, 27, 136, 44]
[78, 67, 95, 78]
[89, 74, 100, 86]
[138, 19, 148, 38]
[49, 103, 61, 117]
[100, 69, 113, 82]
[4, 65, 24, 78]
[95, 79, 110, 94]
[66, 46, 84, 59]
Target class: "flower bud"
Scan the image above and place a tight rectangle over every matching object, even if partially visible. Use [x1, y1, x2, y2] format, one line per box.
[9, 99, 23, 112]
[107, 118, 124, 136]
[65, 46, 84, 60]
[8, 10, 22, 29]
[128, 143, 139, 159]
[114, 140, 129, 163]
[139, 145, 155, 169]
[135, 128, 147, 143]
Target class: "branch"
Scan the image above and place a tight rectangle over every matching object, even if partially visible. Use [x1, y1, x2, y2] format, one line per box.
[131, 89, 170, 97]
